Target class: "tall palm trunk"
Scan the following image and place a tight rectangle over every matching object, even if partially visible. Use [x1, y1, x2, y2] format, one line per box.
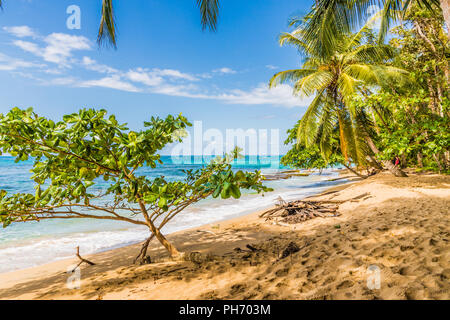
[366, 137, 408, 177]
[441, 0, 450, 40]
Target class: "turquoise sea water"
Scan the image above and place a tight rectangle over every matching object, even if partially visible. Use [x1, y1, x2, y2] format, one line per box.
[0, 156, 346, 273]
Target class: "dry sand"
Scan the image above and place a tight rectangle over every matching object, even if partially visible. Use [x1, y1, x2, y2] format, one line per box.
[0, 171, 448, 300]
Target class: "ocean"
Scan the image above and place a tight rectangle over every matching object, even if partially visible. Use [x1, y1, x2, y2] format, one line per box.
[0, 155, 346, 273]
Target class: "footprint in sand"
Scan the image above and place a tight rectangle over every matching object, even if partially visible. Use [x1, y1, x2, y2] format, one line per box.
[336, 280, 354, 290]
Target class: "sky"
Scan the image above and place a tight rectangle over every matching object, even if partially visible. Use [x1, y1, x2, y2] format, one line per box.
[0, 0, 316, 155]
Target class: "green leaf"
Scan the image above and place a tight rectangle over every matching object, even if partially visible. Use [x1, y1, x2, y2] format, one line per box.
[158, 197, 167, 208]
[229, 184, 241, 199]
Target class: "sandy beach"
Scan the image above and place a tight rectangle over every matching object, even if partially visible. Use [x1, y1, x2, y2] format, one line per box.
[0, 171, 448, 300]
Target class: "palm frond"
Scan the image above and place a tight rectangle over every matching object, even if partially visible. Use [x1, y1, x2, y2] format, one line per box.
[98, 0, 117, 48]
[337, 110, 349, 162]
[346, 63, 408, 88]
[378, 0, 403, 43]
[301, 0, 379, 59]
[349, 108, 371, 166]
[279, 32, 309, 53]
[269, 69, 316, 89]
[337, 72, 359, 102]
[302, 57, 323, 69]
[317, 100, 337, 159]
[370, 65, 410, 87]
[346, 43, 395, 63]
[293, 70, 333, 96]
[346, 9, 382, 50]
[345, 63, 378, 85]
[338, 108, 368, 167]
[196, 0, 220, 31]
[297, 90, 326, 146]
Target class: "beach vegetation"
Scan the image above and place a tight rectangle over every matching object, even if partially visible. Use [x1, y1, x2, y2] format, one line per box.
[0, 108, 271, 263]
[277, 2, 448, 176]
[299, 0, 449, 60]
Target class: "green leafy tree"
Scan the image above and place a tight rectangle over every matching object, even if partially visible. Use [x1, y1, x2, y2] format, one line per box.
[356, 88, 450, 172]
[230, 146, 244, 160]
[0, 108, 271, 263]
[352, 5, 450, 173]
[281, 120, 375, 178]
[269, 19, 409, 176]
[389, 5, 449, 117]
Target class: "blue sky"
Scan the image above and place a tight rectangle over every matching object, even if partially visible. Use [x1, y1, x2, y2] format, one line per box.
[0, 0, 315, 155]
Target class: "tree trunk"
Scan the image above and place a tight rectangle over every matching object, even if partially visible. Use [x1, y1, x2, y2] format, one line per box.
[433, 153, 443, 173]
[369, 155, 383, 169]
[134, 235, 153, 264]
[440, 0, 450, 40]
[417, 152, 424, 168]
[146, 218, 180, 257]
[342, 162, 367, 178]
[138, 201, 181, 258]
[366, 137, 408, 177]
[445, 151, 450, 169]
[401, 154, 407, 167]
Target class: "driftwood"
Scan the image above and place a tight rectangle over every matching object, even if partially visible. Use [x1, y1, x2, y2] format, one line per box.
[71, 246, 96, 272]
[260, 193, 370, 224]
[260, 200, 340, 223]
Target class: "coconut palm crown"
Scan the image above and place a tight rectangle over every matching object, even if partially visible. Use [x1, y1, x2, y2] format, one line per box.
[269, 19, 408, 169]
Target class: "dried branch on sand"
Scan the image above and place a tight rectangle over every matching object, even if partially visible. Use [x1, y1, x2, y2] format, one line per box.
[71, 246, 96, 272]
[260, 193, 370, 224]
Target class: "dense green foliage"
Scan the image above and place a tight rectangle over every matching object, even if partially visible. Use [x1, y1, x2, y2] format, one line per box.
[299, 0, 446, 59]
[278, 3, 449, 176]
[280, 121, 344, 170]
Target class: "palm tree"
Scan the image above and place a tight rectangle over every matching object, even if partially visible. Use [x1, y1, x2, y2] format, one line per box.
[98, 0, 220, 47]
[269, 19, 409, 177]
[301, 0, 447, 60]
[0, 0, 220, 47]
[230, 146, 245, 160]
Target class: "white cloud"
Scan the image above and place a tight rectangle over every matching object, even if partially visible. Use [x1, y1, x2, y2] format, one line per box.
[0, 52, 43, 71]
[47, 77, 77, 86]
[266, 65, 278, 70]
[14, 33, 91, 67]
[151, 84, 208, 99]
[153, 68, 198, 81]
[82, 56, 118, 74]
[139, 82, 313, 108]
[125, 68, 163, 86]
[3, 26, 37, 38]
[214, 84, 314, 108]
[13, 40, 41, 55]
[79, 75, 141, 92]
[2, 26, 309, 108]
[213, 67, 237, 74]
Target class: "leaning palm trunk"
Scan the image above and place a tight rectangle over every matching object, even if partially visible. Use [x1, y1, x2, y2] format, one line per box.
[366, 137, 408, 177]
[342, 163, 367, 178]
[441, 0, 450, 40]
